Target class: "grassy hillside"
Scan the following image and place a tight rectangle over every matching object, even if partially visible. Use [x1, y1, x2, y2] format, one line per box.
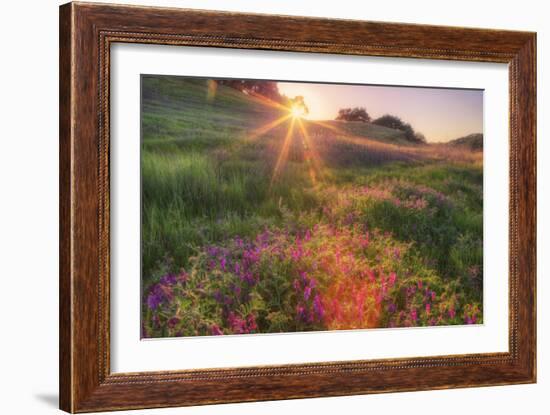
[448, 133, 483, 152]
[141, 76, 484, 337]
[325, 120, 411, 146]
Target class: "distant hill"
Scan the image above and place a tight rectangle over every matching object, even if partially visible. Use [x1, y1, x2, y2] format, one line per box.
[448, 133, 483, 152]
[326, 120, 413, 146]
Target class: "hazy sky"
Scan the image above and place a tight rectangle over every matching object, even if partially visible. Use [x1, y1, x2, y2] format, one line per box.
[278, 82, 483, 143]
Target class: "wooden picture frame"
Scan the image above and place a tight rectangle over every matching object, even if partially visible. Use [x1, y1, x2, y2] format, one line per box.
[59, 2, 536, 412]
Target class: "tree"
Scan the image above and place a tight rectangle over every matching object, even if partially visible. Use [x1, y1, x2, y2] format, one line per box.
[335, 107, 371, 122]
[288, 95, 309, 116]
[216, 79, 284, 103]
[372, 114, 426, 144]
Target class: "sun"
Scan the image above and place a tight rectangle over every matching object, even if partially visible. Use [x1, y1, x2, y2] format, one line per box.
[290, 104, 306, 119]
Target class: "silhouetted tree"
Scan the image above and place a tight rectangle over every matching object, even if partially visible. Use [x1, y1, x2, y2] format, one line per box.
[335, 107, 371, 122]
[216, 79, 283, 103]
[289, 95, 309, 115]
[372, 114, 426, 144]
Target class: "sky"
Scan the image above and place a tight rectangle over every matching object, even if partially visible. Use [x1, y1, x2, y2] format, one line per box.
[277, 81, 483, 143]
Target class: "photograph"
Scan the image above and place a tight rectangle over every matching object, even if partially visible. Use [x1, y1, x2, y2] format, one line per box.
[140, 75, 484, 338]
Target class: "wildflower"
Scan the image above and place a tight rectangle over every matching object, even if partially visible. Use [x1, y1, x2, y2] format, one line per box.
[176, 271, 189, 284]
[411, 308, 418, 322]
[393, 247, 401, 259]
[167, 317, 180, 329]
[231, 284, 241, 296]
[388, 272, 397, 286]
[304, 286, 312, 301]
[247, 314, 257, 332]
[211, 324, 223, 335]
[313, 295, 324, 320]
[425, 303, 431, 315]
[367, 270, 376, 283]
[213, 290, 223, 303]
[160, 274, 177, 286]
[296, 305, 306, 321]
[146, 285, 164, 310]
[448, 308, 456, 319]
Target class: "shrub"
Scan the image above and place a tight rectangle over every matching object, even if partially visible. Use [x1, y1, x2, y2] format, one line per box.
[372, 114, 426, 144]
[335, 107, 371, 122]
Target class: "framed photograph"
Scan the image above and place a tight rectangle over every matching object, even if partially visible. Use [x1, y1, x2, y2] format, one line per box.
[59, 2, 536, 412]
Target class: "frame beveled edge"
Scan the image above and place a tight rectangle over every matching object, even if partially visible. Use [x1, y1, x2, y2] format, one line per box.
[59, 2, 536, 413]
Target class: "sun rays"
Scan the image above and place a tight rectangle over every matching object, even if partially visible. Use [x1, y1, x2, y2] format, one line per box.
[243, 91, 398, 190]
[269, 116, 297, 186]
[248, 113, 292, 141]
[241, 90, 327, 189]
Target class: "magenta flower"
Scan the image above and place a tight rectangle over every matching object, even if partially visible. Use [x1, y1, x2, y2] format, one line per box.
[304, 286, 312, 301]
[296, 305, 306, 320]
[167, 317, 180, 329]
[411, 308, 418, 322]
[313, 295, 324, 320]
[211, 324, 223, 336]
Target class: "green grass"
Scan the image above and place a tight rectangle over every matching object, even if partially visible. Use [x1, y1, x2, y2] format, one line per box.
[324, 120, 411, 145]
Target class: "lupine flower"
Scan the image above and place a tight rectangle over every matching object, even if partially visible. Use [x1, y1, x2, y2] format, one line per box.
[167, 317, 180, 328]
[160, 274, 177, 286]
[147, 285, 165, 310]
[211, 324, 223, 335]
[449, 308, 456, 319]
[313, 295, 324, 320]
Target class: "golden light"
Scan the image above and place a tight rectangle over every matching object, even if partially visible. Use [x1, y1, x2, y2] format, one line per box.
[270, 117, 296, 187]
[290, 104, 306, 119]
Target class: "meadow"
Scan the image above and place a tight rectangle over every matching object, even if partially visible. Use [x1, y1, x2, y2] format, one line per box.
[141, 76, 483, 337]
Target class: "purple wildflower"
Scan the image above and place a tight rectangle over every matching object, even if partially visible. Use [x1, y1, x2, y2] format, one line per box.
[160, 273, 177, 286]
[146, 285, 164, 310]
[313, 295, 324, 320]
[304, 286, 312, 301]
[210, 324, 223, 335]
[167, 317, 180, 329]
